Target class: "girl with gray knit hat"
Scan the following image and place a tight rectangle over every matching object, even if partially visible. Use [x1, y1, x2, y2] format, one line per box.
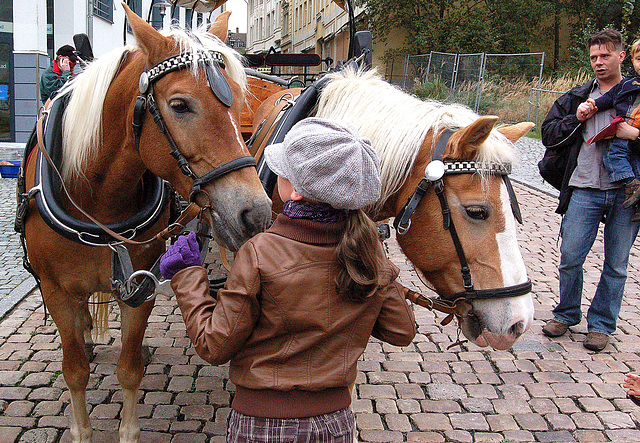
[160, 117, 416, 442]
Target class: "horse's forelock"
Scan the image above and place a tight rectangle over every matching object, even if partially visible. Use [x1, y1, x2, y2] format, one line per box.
[166, 26, 247, 94]
[316, 68, 517, 215]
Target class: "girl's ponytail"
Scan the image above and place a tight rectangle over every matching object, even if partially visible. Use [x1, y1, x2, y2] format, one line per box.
[335, 210, 382, 301]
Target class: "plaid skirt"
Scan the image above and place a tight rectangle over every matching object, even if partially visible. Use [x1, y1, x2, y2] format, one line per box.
[226, 407, 355, 443]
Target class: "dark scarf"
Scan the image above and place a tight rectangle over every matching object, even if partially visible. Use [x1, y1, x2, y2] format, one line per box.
[282, 200, 349, 223]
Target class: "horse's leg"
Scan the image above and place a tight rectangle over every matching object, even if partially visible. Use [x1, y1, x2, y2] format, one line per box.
[117, 300, 154, 443]
[43, 285, 93, 443]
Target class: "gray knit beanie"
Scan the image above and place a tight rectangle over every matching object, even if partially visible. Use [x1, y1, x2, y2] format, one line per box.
[264, 117, 381, 209]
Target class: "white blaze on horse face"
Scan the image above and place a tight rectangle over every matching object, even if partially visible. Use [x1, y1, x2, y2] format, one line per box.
[471, 181, 534, 342]
[496, 182, 527, 285]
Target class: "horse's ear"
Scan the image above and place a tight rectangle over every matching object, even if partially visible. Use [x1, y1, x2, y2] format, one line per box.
[498, 122, 535, 143]
[446, 116, 499, 159]
[122, 2, 171, 60]
[208, 11, 232, 41]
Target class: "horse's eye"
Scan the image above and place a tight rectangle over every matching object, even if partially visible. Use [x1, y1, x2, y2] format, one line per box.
[465, 205, 490, 220]
[169, 99, 189, 114]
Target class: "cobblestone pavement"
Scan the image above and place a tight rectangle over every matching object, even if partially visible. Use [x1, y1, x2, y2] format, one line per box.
[4, 139, 640, 442]
[0, 177, 36, 321]
[0, 144, 37, 320]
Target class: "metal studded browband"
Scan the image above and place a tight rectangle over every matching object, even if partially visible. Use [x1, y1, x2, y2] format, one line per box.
[139, 51, 226, 93]
[443, 161, 512, 175]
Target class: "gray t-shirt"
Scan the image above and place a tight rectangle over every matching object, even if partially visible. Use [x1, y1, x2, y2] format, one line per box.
[569, 85, 619, 190]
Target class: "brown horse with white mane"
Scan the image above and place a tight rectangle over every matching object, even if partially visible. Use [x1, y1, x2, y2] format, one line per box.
[18, 5, 270, 443]
[252, 68, 535, 350]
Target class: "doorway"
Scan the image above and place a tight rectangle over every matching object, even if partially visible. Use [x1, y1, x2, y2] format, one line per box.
[0, 33, 13, 141]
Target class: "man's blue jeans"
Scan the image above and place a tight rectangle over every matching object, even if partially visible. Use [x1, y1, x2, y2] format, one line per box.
[554, 187, 639, 335]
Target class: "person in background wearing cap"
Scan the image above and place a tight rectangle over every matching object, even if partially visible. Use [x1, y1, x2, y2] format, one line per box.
[39, 45, 78, 104]
[159, 117, 416, 442]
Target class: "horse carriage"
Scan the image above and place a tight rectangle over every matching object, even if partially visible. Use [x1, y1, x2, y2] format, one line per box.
[14, 2, 535, 441]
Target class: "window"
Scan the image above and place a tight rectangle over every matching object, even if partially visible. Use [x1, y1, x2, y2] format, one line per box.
[185, 8, 193, 29]
[124, 0, 141, 33]
[282, 8, 289, 36]
[94, 0, 113, 22]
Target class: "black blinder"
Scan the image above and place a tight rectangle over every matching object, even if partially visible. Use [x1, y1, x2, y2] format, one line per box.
[205, 62, 233, 107]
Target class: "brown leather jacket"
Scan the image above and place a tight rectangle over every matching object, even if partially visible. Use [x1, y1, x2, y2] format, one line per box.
[171, 214, 416, 418]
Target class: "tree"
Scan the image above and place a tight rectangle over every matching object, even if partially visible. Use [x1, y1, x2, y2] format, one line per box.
[362, 0, 551, 54]
[361, 0, 640, 73]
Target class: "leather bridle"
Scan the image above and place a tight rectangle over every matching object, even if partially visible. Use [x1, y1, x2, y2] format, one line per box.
[393, 130, 532, 319]
[132, 50, 256, 204]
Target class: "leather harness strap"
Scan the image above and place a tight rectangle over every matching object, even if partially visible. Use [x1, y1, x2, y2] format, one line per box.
[394, 129, 532, 313]
[405, 289, 465, 326]
[248, 93, 294, 159]
[34, 112, 200, 246]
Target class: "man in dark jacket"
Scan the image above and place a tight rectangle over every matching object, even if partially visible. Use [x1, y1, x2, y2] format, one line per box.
[541, 29, 640, 352]
[39, 45, 77, 104]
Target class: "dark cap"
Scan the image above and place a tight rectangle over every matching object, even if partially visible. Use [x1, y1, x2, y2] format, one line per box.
[56, 45, 78, 63]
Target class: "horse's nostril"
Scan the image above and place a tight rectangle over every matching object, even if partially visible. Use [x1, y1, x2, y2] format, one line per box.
[241, 205, 270, 237]
[509, 321, 526, 338]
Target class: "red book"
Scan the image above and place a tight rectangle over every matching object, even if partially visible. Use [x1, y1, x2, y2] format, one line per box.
[587, 115, 625, 144]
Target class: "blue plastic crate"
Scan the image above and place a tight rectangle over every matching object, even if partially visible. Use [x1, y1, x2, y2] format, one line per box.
[0, 160, 21, 178]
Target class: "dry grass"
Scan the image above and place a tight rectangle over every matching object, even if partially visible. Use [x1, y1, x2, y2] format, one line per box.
[479, 72, 591, 127]
[412, 72, 592, 135]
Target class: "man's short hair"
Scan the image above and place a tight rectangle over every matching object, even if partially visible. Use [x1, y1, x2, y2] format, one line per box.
[588, 29, 624, 53]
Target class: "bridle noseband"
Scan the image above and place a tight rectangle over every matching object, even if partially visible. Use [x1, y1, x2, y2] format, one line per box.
[133, 50, 256, 203]
[394, 130, 532, 313]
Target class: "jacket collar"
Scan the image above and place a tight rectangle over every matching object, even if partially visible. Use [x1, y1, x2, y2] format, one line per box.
[268, 213, 346, 245]
[52, 60, 62, 76]
[569, 78, 597, 98]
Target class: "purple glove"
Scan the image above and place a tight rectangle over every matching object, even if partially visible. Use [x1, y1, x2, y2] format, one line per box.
[159, 231, 201, 279]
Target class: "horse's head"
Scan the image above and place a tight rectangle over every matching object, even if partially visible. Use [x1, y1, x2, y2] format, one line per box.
[315, 69, 534, 350]
[395, 117, 535, 350]
[122, 5, 271, 250]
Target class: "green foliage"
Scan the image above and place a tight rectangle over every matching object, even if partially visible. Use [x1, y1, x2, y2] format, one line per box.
[362, 0, 640, 75]
[363, 0, 553, 54]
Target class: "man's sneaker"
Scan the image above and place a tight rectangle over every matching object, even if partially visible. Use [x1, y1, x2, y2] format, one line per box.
[584, 332, 608, 352]
[542, 319, 569, 337]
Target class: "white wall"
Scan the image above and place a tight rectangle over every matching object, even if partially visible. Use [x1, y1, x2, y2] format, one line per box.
[13, 0, 47, 54]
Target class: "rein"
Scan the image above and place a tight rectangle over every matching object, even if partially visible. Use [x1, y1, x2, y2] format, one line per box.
[394, 130, 532, 318]
[133, 50, 256, 204]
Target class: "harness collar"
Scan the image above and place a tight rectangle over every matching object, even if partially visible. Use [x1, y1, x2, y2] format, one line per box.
[29, 93, 170, 246]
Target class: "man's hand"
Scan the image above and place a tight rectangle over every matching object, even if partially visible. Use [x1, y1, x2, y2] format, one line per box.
[616, 121, 640, 141]
[577, 99, 597, 121]
[58, 56, 71, 72]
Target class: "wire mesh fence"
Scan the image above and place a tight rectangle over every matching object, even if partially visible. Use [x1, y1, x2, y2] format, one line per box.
[528, 87, 566, 130]
[400, 51, 546, 125]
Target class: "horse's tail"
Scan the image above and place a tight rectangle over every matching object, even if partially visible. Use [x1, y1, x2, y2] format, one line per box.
[90, 291, 111, 339]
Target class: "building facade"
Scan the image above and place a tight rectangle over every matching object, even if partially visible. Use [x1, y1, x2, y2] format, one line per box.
[3, 0, 223, 143]
[247, 0, 361, 72]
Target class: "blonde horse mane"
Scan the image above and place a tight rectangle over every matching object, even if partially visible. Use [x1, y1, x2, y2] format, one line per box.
[316, 68, 517, 216]
[58, 24, 247, 181]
